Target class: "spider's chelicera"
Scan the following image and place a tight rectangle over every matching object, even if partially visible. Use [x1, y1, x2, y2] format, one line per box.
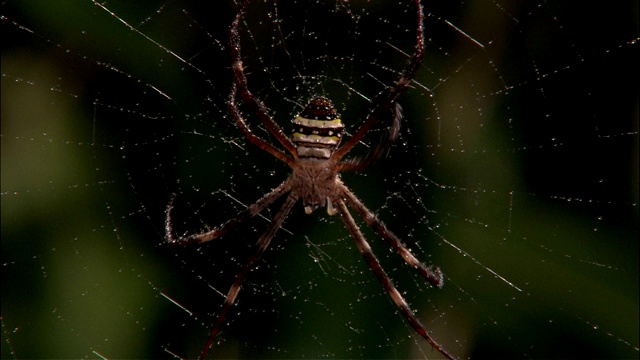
[165, 0, 455, 359]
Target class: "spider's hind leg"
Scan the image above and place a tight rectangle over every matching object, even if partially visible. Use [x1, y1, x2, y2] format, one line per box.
[339, 102, 403, 173]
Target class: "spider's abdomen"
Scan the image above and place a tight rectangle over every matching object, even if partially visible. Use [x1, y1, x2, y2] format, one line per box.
[291, 96, 345, 159]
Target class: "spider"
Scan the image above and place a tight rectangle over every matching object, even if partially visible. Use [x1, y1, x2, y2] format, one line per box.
[165, 0, 455, 359]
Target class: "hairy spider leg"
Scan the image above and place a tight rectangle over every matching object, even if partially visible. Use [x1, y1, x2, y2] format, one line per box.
[334, 198, 455, 360]
[338, 184, 443, 287]
[165, 180, 292, 245]
[338, 102, 403, 172]
[228, 82, 295, 166]
[333, 0, 425, 163]
[200, 193, 297, 360]
[229, 0, 298, 159]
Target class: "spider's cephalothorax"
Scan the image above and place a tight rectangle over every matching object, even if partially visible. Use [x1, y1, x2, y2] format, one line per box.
[166, 0, 455, 359]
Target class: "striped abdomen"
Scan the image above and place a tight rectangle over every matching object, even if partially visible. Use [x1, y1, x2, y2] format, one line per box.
[291, 96, 345, 159]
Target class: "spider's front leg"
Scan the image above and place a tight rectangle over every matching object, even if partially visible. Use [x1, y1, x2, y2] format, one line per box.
[334, 197, 455, 360]
[164, 180, 292, 246]
[199, 192, 298, 360]
[338, 184, 443, 287]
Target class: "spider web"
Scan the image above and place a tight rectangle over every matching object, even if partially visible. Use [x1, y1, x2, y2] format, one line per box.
[2, 0, 638, 358]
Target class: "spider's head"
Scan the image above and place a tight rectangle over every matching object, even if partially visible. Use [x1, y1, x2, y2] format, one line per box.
[291, 96, 345, 159]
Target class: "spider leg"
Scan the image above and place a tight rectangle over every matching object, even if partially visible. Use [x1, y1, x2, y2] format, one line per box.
[229, 0, 298, 158]
[334, 198, 455, 360]
[200, 193, 297, 360]
[338, 184, 443, 287]
[333, 0, 424, 162]
[228, 82, 295, 166]
[338, 102, 403, 172]
[165, 179, 292, 245]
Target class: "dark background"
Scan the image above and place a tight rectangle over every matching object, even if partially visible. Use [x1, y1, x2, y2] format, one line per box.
[2, 1, 638, 358]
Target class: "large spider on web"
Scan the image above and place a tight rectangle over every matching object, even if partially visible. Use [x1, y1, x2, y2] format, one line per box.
[165, 0, 454, 359]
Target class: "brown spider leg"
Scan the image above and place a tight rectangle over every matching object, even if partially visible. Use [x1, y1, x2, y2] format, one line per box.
[338, 184, 443, 287]
[338, 102, 403, 172]
[165, 179, 292, 246]
[333, 0, 424, 162]
[228, 82, 295, 167]
[334, 198, 456, 360]
[200, 192, 298, 360]
[229, 0, 298, 158]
